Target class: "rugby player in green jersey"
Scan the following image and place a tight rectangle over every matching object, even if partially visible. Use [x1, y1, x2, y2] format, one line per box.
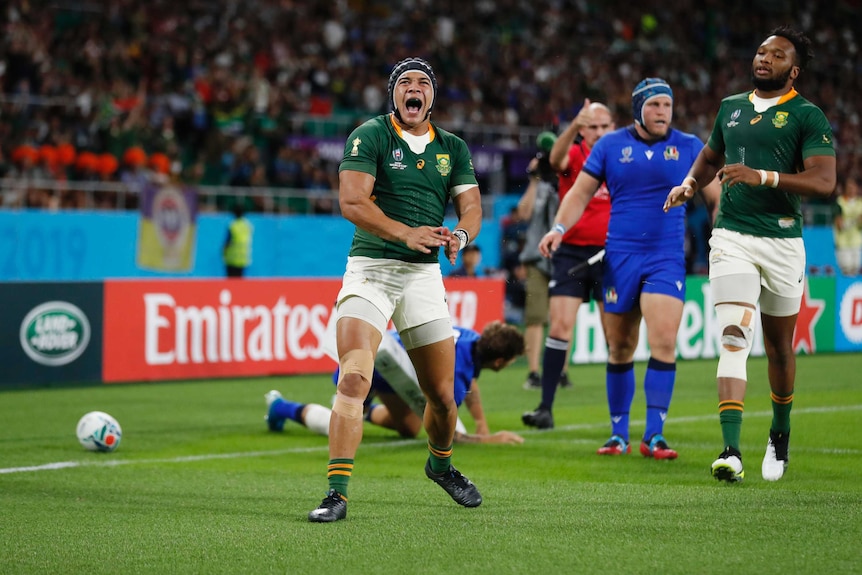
[664, 26, 836, 483]
[308, 58, 484, 522]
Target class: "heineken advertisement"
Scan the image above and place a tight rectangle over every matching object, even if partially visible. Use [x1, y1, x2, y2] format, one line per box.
[568, 276, 859, 365]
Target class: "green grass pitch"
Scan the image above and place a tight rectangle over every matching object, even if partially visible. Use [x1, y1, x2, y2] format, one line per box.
[1, 354, 860, 574]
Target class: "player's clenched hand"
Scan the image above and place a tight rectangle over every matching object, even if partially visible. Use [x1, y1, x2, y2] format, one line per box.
[538, 229, 562, 258]
[403, 226, 450, 255]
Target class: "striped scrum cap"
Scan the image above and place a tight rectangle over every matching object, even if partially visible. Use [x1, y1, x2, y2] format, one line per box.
[387, 57, 437, 117]
[631, 78, 673, 126]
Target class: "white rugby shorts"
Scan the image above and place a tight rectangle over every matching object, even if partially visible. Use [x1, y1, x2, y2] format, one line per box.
[335, 256, 451, 333]
[708, 228, 805, 316]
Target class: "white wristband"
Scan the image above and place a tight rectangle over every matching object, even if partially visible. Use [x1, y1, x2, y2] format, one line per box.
[453, 228, 469, 251]
[769, 171, 779, 188]
[758, 169, 767, 186]
[552, 223, 566, 235]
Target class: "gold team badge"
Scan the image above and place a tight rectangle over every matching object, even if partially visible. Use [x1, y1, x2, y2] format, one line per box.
[772, 111, 789, 128]
[750, 114, 762, 125]
[416, 159, 425, 170]
[350, 138, 361, 156]
[435, 154, 451, 176]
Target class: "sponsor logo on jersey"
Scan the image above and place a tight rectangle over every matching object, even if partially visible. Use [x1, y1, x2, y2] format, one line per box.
[645, 149, 654, 160]
[772, 111, 789, 128]
[435, 154, 451, 175]
[664, 146, 679, 161]
[619, 146, 633, 163]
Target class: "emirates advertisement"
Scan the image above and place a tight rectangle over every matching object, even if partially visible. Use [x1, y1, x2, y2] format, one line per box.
[103, 278, 505, 383]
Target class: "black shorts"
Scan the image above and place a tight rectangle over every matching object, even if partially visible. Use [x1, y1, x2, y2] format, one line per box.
[548, 244, 604, 301]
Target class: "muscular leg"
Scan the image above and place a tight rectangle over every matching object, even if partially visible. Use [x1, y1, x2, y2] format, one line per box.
[602, 309, 641, 442]
[640, 293, 683, 363]
[761, 312, 798, 434]
[407, 337, 458, 453]
[640, 293, 683, 445]
[761, 313, 798, 396]
[603, 308, 642, 364]
[330, 316, 381, 460]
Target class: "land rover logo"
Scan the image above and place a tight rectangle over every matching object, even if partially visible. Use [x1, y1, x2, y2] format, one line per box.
[19, 301, 91, 366]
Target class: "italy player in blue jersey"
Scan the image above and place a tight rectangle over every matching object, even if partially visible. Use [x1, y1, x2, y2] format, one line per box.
[265, 322, 526, 445]
[539, 78, 720, 460]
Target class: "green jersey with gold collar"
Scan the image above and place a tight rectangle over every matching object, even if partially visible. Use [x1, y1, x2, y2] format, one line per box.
[339, 114, 478, 263]
[708, 89, 835, 238]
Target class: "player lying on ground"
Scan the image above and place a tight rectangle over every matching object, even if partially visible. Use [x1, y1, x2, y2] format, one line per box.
[266, 321, 526, 444]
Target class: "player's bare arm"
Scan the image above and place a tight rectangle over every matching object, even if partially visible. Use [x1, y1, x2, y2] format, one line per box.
[447, 185, 482, 265]
[339, 169, 450, 254]
[722, 155, 836, 199]
[462, 380, 490, 436]
[538, 171, 600, 258]
[664, 145, 724, 211]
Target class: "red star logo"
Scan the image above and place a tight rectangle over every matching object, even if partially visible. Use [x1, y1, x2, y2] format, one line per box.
[793, 279, 825, 354]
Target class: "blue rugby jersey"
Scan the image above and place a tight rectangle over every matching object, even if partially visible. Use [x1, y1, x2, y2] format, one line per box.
[582, 126, 704, 253]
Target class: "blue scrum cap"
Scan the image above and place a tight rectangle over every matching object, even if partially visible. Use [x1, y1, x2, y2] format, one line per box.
[631, 78, 673, 126]
[387, 57, 437, 117]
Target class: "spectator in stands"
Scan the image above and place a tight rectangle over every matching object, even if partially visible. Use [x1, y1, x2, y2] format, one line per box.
[449, 244, 482, 278]
[0, 1, 858, 214]
[834, 175, 862, 276]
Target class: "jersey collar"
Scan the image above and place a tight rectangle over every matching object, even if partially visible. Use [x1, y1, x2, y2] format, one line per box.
[389, 113, 436, 141]
[748, 87, 798, 105]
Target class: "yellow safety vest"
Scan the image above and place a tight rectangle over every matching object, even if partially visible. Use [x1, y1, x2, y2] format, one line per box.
[224, 218, 253, 267]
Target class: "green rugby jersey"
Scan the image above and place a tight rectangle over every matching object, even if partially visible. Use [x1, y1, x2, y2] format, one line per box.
[339, 114, 478, 262]
[708, 89, 835, 238]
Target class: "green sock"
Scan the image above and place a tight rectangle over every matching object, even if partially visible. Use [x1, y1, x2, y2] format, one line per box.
[327, 458, 353, 498]
[770, 390, 794, 434]
[719, 400, 744, 452]
[428, 441, 452, 474]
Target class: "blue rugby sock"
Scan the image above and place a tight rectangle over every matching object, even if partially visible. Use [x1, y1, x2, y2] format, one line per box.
[607, 362, 635, 441]
[643, 357, 676, 441]
[270, 398, 306, 423]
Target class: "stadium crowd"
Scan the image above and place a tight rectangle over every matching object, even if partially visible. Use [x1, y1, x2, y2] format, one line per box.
[0, 0, 859, 214]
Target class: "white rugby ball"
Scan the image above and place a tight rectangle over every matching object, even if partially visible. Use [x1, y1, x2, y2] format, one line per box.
[76, 411, 122, 452]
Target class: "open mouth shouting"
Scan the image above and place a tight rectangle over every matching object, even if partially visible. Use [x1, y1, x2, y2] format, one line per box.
[404, 97, 424, 117]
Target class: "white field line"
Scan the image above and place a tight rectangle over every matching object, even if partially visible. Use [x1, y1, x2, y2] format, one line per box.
[2, 405, 860, 475]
